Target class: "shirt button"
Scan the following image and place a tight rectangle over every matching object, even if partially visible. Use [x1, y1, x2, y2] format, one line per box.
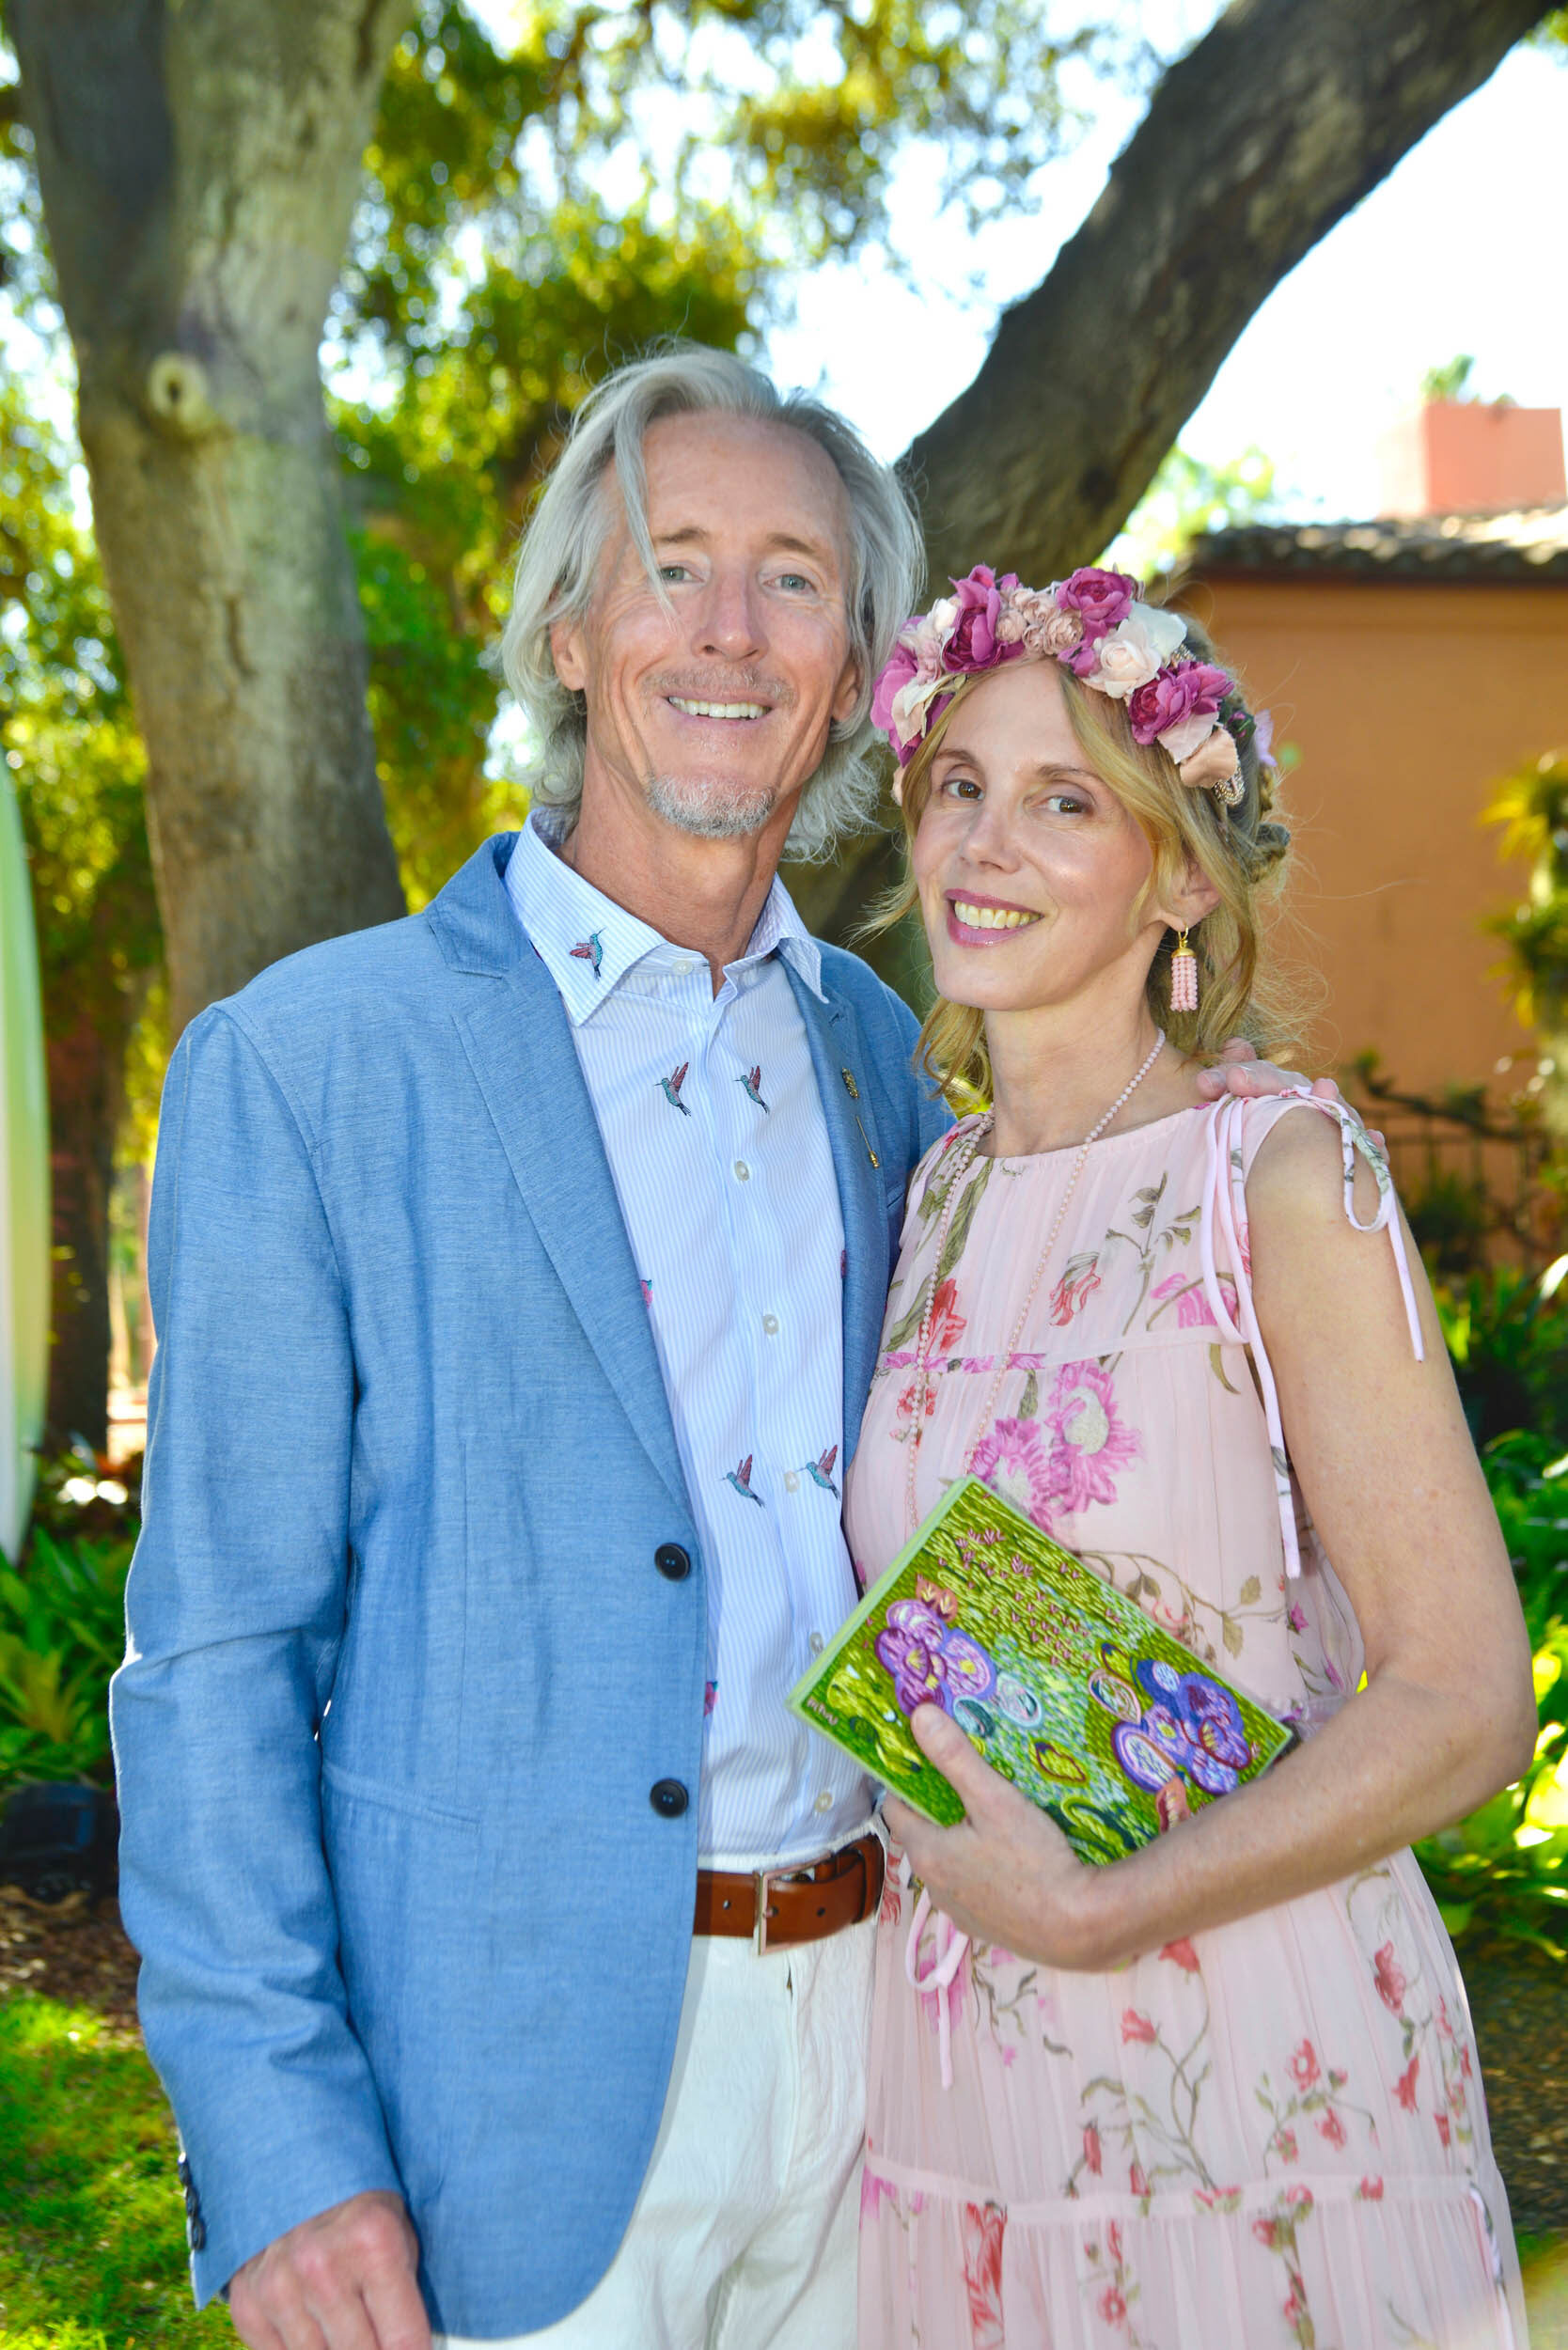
[784, 1470, 801, 1493]
[809, 1632, 824, 1655]
[655, 1543, 691, 1582]
[733, 1160, 750, 1183]
[762, 1312, 779, 1336]
[650, 1778, 689, 1818]
[813, 1790, 833, 1815]
[672, 956, 698, 976]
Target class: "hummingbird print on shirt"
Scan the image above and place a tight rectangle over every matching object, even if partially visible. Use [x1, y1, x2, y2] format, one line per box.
[802, 1445, 839, 1498]
[569, 932, 604, 979]
[658, 1062, 692, 1116]
[725, 1455, 764, 1505]
[735, 1065, 769, 1112]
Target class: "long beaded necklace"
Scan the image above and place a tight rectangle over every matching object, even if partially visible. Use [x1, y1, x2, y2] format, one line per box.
[902, 1030, 1167, 1537]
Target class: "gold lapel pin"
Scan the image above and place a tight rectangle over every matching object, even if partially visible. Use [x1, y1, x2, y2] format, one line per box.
[840, 1069, 879, 1167]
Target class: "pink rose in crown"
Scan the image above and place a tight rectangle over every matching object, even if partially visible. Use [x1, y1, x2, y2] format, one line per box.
[945, 565, 1025, 672]
[1127, 658, 1230, 751]
[1055, 566, 1138, 642]
[870, 640, 920, 739]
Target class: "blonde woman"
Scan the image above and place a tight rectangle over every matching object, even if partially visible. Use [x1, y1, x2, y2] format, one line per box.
[844, 566, 1535, 2349]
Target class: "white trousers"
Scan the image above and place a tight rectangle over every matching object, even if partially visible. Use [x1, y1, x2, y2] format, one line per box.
[438, 1915, 874, 2350]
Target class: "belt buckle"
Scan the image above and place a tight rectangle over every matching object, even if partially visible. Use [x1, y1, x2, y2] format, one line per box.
[754, 1864, 780, 1955]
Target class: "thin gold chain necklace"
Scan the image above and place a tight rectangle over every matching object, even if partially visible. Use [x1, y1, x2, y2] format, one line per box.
[902, 1031, 1167, 1536]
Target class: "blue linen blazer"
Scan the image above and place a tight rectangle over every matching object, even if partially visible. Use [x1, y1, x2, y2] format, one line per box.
[111, 834, 950, 2335]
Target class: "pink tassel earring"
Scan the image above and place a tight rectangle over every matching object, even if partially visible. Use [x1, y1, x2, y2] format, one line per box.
[1170, 929, 1199, 1013]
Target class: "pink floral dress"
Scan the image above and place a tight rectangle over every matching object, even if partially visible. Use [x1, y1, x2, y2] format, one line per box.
[843, 1092, 1526, 2350]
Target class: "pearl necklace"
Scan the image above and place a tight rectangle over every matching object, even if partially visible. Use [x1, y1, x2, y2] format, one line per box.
[902, 1031, 1167, 1536]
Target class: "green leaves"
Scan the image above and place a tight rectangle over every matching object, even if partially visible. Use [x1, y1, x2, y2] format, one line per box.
[0, 368, 158, 1021]
[1415, 1618, 1568, 1963]
[0, 1526, 132, 1788]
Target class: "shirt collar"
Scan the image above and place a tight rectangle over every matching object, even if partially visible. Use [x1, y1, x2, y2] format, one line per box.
[504, 808, 824, 1022]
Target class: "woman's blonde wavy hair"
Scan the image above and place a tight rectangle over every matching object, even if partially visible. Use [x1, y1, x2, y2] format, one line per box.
[870, 614, 1298, 1108]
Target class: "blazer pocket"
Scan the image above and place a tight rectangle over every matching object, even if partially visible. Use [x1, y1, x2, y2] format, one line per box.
[321, 1758, 479, 1832]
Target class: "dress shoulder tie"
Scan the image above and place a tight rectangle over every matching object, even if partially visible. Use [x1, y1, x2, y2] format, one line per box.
[1198, 1089, 1424, 1580]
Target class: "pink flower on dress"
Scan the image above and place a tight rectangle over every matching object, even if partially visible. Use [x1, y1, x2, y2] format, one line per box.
[1130, 2161, 1152, 2199]
[1107, 2220, 1123, 2264]
[961, 2201, 1007, 2350]
[1252, 2216, 1280, 2250]
[1289, 2041, 1320, 2092]
[1049, 1257, 1102, 1324]
[1287, 1603, 1309, 1635]
[1373, 1943, 1406, 2016]
[860, 2168, 898, 2223]
[1098, 2285, 1128, 2326]
[1274, 2128, 1298, 2164]
[928, 1276, 967, 1355]
[1044, 1360, 1140, 1514]
[971, 1415, 1058, 1532]
[1286, 2186, 1313, 2211]
[1121, 2010, 1158, 2045]
[1083, 2123, 1103, 2176]
[895, 1379, 937, 1426]
[1395, 2054, 1420, 2111]
[1317, 2109, 1347, 2150]
[1150, 1270, 1239, 1328]
[1435, 2111, 1451, 2148]
[1150, 1271, 1216, 1328]
[1357, 2176, 1385, 2201]
[1160, 1936, 1200, 1973]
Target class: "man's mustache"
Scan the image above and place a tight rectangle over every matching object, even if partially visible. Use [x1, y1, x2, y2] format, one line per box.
[646, 672, 794, 710]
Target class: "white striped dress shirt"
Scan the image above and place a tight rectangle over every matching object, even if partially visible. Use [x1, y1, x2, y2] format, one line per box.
[505, 814, 872, 1865]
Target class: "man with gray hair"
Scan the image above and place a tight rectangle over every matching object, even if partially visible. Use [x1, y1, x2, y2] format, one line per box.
[114, 342, 1288, 2350]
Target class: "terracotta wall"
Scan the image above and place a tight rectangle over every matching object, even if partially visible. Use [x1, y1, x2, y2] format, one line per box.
[1171, 576, 1568, 1092]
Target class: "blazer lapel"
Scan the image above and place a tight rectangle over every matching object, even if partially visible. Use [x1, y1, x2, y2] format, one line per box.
[784, 966, 889, 1467]
[455, 948, 690, 1517]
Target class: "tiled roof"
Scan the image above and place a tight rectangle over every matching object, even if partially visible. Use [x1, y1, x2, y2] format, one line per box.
[1184, 506, 1568, 584]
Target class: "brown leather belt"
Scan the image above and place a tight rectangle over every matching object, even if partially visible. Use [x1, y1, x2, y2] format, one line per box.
[694, 1831, 885, 1952]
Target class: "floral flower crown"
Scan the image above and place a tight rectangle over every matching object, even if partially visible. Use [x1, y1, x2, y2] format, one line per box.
[870, 564, 1275, 809]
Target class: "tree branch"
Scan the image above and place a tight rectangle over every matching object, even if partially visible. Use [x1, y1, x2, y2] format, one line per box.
[904, 0, 1553, 587]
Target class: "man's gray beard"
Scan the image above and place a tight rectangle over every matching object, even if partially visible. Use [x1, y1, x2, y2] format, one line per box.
[644, 769, 782, 840]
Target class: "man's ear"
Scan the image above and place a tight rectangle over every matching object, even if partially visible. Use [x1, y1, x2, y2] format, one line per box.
[831, 651, 861, 728]
[550, 616, 588, 695]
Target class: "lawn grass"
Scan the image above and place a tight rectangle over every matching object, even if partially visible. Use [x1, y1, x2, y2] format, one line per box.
[0, 1996, 228, 2350]
[5, 1986, 1567, 2347]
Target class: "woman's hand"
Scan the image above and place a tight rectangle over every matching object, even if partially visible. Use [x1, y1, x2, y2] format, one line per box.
[882, 1705, 1106, 1968]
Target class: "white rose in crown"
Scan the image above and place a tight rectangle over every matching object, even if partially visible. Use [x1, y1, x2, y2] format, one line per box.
[1091, 603, 1189, 699]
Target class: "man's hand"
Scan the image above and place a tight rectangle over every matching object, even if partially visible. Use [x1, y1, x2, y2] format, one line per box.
[228, 2190, 431, 2350]
[1192, 1036, 1341, 1104]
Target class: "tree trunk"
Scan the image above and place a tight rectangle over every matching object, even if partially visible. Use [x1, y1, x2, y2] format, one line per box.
[9, 0, 414, 1037]
[792, 0, 1551, 966]
[906, 0, 1551, 589]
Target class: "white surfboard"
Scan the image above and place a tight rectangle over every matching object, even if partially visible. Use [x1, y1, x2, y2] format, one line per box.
[0, 767, 49, 1562]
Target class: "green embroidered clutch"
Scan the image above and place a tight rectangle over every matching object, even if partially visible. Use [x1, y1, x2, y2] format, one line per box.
[789, 1476, 1295, 1862]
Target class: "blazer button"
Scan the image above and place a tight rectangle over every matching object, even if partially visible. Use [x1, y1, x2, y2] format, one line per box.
[655, 1543, 691, 1581]
[189, 2214, 208, 2252]
[650, 1778, 689, 1818]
